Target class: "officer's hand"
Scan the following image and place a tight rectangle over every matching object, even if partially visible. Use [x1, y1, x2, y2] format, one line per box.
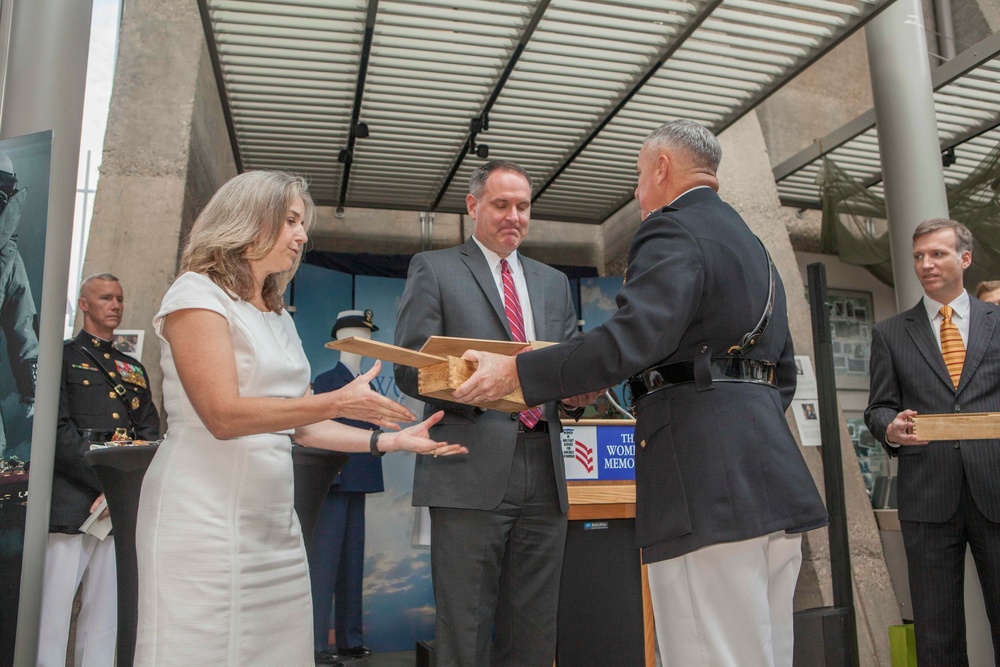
[886, 409, 929, 446]
[562, 390, 605, 408]
[90, 493, 110, 520]
[453, 350, 522, 404]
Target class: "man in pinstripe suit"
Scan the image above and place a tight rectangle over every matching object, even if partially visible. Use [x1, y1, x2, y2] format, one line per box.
[866, 218, 1000, 665]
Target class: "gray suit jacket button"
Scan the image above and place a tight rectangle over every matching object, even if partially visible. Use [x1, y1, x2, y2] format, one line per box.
[510, 412, 519, 420]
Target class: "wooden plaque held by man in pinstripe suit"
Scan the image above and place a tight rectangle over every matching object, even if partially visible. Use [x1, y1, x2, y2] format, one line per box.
[866, 218, 1000, 665]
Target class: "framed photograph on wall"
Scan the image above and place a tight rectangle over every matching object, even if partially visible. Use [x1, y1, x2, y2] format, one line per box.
[827, 289, 875, 390]
[112, 329, 145, 360]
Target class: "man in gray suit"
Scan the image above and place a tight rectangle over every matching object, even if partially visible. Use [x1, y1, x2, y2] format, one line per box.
[394, 161, 590, 667]
[452, 121, 827, 667]
[866, 218, 1000, 664]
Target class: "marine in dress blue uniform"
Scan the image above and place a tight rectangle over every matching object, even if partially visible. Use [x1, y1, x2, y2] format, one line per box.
[38, 274, 160, 667]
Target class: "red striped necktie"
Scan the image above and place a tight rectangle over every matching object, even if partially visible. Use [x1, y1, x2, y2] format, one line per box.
[939, 305, 965, 389]
[500, 258, 542, 429]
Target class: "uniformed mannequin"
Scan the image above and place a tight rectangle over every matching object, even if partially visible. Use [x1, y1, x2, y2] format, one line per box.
[310, 309, 384, 665]
[37, 273, 160, 667]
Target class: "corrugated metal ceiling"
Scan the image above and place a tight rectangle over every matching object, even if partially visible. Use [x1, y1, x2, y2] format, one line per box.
[201, 0, 896, 223]
[774, 30, 1000, 209]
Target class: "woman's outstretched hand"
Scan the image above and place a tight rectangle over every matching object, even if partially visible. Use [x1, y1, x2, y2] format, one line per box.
[329, 360, 416, 429]
[380, 411, 467, 457]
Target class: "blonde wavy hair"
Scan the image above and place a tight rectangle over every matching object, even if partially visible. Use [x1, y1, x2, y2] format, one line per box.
[179, 171, 315, 313]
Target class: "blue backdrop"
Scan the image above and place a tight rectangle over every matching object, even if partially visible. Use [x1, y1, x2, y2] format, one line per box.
[291, 264, 624, 652]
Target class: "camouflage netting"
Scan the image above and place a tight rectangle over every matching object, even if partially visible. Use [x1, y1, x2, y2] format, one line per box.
[816, 141, 1000, 290]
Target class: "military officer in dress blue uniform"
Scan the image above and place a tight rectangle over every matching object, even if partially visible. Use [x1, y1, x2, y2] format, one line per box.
[453, 121, 827, 667]
[37, 273, 160, 667]
[310, 310, 384, 665]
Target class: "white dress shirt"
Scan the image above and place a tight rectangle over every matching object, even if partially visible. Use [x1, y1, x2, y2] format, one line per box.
[922, 289, 970, 350]
[471, 235, 537, 341]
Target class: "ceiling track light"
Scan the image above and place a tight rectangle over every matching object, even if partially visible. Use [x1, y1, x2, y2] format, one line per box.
[469, 140, 489, 159]
[942, 146, 956, 168]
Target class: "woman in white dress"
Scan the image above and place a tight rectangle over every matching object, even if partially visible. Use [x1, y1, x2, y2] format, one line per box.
[134, 171, 465, 667]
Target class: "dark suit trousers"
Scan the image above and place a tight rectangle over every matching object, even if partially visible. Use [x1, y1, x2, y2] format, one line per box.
[430, 432, 567, 667]
[902, 474, 1000, 666]
[310, 491, 366, 652]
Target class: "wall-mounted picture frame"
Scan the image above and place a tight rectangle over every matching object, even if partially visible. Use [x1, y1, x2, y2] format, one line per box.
[827, 289, 875, 390]
[112, 329, 144, 360]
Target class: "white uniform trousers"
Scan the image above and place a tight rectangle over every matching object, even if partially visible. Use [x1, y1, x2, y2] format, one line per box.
[37, 533, 117, 667]
[648, 530, 802, 667]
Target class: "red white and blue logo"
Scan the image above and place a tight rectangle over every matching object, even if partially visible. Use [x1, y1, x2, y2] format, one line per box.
[561, 424, 635, 481]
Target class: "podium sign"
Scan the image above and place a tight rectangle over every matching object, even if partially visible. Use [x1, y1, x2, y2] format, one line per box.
[562, 420, 636, 481]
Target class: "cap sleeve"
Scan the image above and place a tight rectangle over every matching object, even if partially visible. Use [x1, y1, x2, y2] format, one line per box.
[153, 272, 233, 338]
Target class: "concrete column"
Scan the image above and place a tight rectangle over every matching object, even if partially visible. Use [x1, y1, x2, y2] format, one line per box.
[865, 0, 949, 311]
[716, 112, 901, 667]
[0, 2, 93, 664]
[83, 0, 236, 408]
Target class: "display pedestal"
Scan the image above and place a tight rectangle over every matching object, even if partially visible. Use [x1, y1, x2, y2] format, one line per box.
[84, 445, 159, 667]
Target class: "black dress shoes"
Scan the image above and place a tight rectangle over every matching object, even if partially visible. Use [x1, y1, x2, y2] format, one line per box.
[337, 645, 373, 658]
[315, 650, 346, 666]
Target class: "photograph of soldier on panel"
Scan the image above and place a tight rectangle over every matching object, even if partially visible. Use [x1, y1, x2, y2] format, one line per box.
[0, 131, 51, 667]
[0, 148, 42, 462]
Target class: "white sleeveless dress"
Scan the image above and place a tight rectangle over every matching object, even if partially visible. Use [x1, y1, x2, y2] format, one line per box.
[135, 272, 313, 667]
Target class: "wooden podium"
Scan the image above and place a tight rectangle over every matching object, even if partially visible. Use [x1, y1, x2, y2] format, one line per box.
[558, 420, 656, 667]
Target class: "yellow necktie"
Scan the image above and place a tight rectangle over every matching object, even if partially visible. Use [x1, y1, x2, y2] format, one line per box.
[940, 305, 965, 389]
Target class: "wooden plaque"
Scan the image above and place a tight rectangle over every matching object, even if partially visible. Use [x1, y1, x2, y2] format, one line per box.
[325, 337, 445, 368]
[325, 336, 535, 411]
[418, 356, 530, 412]
[912, 412, 1000, 441]
[419, 336, 528, 358]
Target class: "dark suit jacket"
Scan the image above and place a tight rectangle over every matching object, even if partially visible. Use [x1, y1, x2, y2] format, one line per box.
[52, 331, 160, 531]
[865, 297, 1000, 523]
[394, 237, 578, 513]
[313, 362, 384, 494]
[516, 188, 828, 562]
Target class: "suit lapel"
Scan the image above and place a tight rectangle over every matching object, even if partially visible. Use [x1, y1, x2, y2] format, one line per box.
[522, 257, 546, 341]
[460, 238, 513, 339]
[957, 299, 997, 395]
[904, 300, 955, 391]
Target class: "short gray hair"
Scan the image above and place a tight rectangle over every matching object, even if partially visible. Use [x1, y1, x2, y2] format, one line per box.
[644, 120, 722, 172]
[913, 218, 974, 255]
[468, 161, 533, 199]
[80, 273, 120, 296]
